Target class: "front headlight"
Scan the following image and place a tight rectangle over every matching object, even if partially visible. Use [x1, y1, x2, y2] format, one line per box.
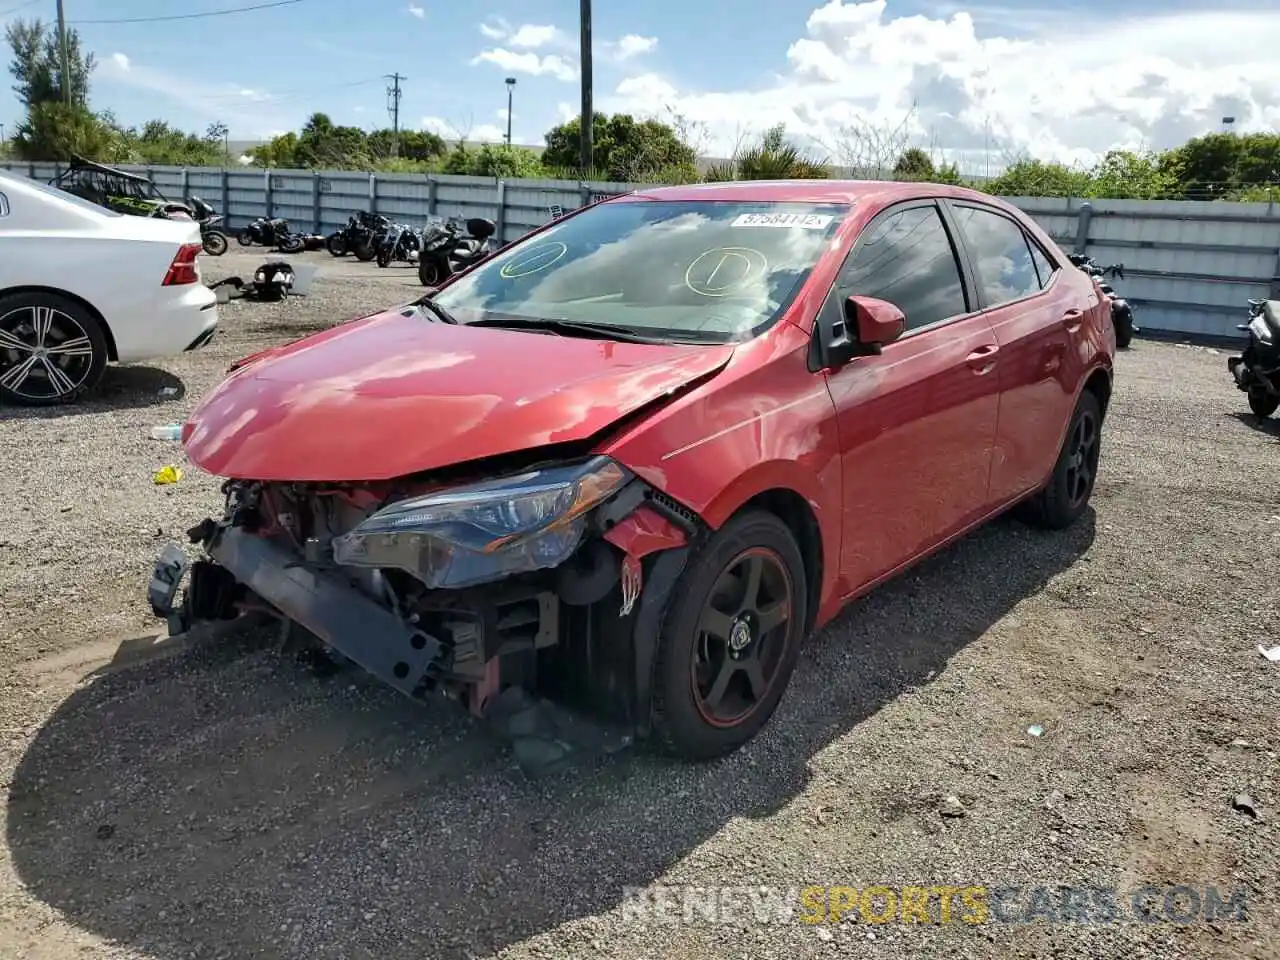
[1249, 317, 1272, 344]
[332, 456, 629, 589]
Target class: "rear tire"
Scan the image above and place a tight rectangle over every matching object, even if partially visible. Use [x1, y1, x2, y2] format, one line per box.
[1248, 388, 1279, 419]
[202, 231, 228, 256]
[0, 291, 109, 406]
[353, 240, 376, 262]
[278, 234, 305, 254]
[1018, 390, 1103, 530]
[418, 257, 446, 287]
[651, 510, 807, 761]
[376, 247, 392, 268]
[236, 229, 254, 246]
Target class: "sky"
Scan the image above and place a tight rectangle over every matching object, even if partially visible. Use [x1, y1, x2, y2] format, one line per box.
[1, 0, 1278, 172]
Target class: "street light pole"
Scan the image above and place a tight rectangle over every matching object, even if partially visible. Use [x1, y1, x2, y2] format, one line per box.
[505, 77, 516, 147]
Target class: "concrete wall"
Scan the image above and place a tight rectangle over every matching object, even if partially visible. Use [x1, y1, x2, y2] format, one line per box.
[5, 159, 1278, 340]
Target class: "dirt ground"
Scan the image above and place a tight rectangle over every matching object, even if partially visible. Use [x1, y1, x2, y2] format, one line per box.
[0, 249, 1276, 959]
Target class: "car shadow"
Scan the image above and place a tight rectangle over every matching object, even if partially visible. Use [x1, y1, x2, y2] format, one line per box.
[0, 365, 185, 419]
[7, 509, 1095, 958]
[1227, 410, 1280, 439]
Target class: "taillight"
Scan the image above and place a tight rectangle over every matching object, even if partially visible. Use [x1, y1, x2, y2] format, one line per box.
[163, 242, 204, 286]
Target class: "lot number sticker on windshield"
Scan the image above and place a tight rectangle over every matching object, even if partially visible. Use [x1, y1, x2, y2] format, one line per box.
[731, 213, 833, 229]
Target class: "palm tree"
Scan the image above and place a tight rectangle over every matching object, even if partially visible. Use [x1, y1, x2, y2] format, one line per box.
[704, 124, 829, 181]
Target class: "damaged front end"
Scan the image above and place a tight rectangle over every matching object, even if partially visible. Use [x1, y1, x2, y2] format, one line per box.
[148, 455, 702, 772]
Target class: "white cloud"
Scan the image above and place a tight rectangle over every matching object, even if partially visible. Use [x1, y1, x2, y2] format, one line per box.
[607, 34, 657, 61]
[495, 107, 515, 120]
[507, 24, 564, 48]
[406, 3, 424, 18]
[603, 0, 1280, 170]
[110, 52, 130, 71]
[421, 116, 507, 143]
[471, 48, 577, 82]
[479, 17, 510, 40]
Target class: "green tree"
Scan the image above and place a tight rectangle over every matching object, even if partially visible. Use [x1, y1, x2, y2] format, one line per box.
[6, 18, 94, 108]
[983, 158, 1090, 197]
[14, 100, 127, 162]
[892, 147, 934, 180]
[1084, 149, 1177, 199]
[705, 123, 829, 181]
[367, 128, 446, 164]
[542, 112, 697, 182]
[1161, 132, 1280, 199]
[121, 119, 223, 166]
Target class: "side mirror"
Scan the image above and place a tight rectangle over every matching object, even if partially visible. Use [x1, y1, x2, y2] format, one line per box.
[847, 295, 906, 351]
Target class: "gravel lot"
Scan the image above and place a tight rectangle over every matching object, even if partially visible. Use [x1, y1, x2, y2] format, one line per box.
[0, 250, 1276, 959]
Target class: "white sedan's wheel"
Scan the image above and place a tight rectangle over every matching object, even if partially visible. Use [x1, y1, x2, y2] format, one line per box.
[0, 293, 108, 406]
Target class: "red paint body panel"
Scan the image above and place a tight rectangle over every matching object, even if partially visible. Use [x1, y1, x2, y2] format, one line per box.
[183, 310, 734, 481]
[183, 179, 1114, 636]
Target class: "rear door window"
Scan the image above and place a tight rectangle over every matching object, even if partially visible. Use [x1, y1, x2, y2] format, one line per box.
[950, 205, 1042, 307]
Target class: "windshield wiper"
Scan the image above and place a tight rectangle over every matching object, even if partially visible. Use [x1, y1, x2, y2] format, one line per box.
[414, 296, 459, 325]
[465, 315, 671, 343]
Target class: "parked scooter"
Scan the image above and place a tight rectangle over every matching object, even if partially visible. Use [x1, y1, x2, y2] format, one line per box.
[1227, 297, 1280, 419]
[327, 211, 389, 261]
[417, 216, 498, 287]
[374, 219, 422, 268]
[188, 196, 228, 256]
[1069, 253, 1136, 349]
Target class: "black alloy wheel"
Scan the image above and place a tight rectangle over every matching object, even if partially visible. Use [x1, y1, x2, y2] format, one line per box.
[651, 510, 807, 760]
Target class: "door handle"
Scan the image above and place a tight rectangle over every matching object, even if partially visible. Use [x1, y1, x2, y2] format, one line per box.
[965, 344, 999, 375]
[1062, 309, 1083, 333]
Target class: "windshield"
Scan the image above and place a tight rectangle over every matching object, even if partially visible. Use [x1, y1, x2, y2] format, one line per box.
[5, 173, 123, 217]
[432, 200, 848, 343]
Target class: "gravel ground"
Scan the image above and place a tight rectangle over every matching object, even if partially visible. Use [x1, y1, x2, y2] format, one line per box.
[0, 251, 1276, 959]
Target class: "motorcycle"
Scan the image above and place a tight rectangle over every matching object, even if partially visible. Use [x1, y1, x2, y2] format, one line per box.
[188, 196, 228, 257]
[1227, 298, 1280, 419]
[374, 220, 422, 268]
[1069, 253, 1136, 349]
[417, 216, 498, 287]
[237, 216, 293, 249]
[327, 212, 389, 261]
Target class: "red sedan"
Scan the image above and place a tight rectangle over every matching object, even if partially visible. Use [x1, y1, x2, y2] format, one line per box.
[150, 180, 1114, 769]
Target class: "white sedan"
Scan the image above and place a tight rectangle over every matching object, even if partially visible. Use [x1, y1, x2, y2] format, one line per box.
[0, 169, 219, 406]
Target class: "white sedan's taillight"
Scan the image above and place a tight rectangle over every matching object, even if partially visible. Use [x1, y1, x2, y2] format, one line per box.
[163, 242, 204, 286]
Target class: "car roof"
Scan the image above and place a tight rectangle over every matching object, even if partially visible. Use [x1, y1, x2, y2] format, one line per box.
[620, 178, 1007, 208]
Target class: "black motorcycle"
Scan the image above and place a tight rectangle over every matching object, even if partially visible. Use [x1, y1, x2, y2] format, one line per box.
[237, 216, 294, 249]
[1227, 298, 1280, 419]
[1069, 253, 1136, 349]
[374, 220, 422, 268]
[327, 211, 388, 261]
[417, 216, 498, 287]
[188, 196, 228, 256]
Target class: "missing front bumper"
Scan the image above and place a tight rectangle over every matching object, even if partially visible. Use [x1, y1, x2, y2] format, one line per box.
[159, 527, 447, 701]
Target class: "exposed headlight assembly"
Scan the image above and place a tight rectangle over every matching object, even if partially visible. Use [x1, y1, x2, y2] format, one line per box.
[332, 456, 630, 589]
[1249, 316, 1272, 344]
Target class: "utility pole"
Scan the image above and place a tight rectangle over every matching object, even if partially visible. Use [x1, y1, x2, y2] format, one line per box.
[56, 0, 72, 105]
[385, 73, 405, 157]
[505, 77, 516, 147]
[578, 0, 592, 171]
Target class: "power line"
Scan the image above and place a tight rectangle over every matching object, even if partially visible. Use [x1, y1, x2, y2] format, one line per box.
[0, 0, 42, 17]
[71, 0, 313, 25]
[197, 76, 383, 103]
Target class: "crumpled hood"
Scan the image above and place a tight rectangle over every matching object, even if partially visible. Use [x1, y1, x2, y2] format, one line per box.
[183, 307, 734, 481]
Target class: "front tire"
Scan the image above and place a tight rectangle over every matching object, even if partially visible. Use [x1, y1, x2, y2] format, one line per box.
[1019, 390, 1103, 530]
[353, 240, 376, 262]
[1248, 388, 1279, 419]
[326, 232, 347, 257]
[0, 292, 109, 406]
[375, 246, 392, 268]
[278, 234, 305, 254]
[651, 510, 807, 761]
[236, 229, 254, 246]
